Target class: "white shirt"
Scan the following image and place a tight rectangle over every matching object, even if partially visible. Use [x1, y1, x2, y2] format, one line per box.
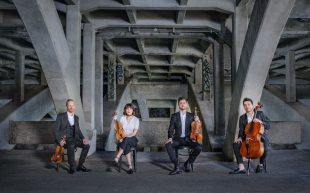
[120, 116, 139, 135]
[180, 112, 186, 137]
[67, 111, 75, 126]
[247, 112, 254, 123]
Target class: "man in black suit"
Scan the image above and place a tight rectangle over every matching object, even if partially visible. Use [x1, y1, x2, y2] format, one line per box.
[229, 97, 270, 174]
[165, 97, 202, 175]
[54, 99, 91, 174]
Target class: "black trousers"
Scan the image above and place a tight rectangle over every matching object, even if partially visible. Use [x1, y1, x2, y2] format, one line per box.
[118, 137, 138, 155]
[165, 137, 202, 165]
[233, 138, 268, 165]
[65, 139, 90, 168]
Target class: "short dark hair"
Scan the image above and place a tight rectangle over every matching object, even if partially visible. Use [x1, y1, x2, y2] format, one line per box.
[123, 103, 135, 115]
[178, 96, 188, 104]
[66, 99, 74, 106]
[243, 97, 253, 105]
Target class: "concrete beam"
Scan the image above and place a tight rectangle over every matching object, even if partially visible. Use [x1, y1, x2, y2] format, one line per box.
[66, 3, 82, 94]
[285, 51, 296, 102]
[82, 23, 96, 130]
[14, 51, 24, 102]
[13, 0, 88, 140]
[95, 37, 103, 134]
[223, 0, 296, 160]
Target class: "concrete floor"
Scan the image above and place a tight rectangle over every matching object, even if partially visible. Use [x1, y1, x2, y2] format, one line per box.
[0, 149, 309, 193]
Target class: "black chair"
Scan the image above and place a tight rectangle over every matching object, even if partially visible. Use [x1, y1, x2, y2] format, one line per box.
[118, 147, 137, 173]
[245, 158, 267, 175]
[176, 145, 194, 172]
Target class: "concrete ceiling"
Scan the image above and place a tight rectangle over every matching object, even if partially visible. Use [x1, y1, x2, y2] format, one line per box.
[0, 0, 309, 84]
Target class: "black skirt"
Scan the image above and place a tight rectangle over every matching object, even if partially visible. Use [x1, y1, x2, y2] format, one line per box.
[117, 136, 138, 155]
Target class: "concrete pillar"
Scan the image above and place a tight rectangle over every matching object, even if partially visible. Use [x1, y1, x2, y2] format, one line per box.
[137, 98, 149, 121]
[285, 51, 296, 102]
[195, 60, 202, 85]
[66, 3, 81, 94]
[15, 50, 24, 102]
[117, 63, 124, 84]
[108, 55, 116, 101]
[82, 23, 95, 129]
[95, 37, 103, 134]
[223, 0, 296, 160]
[213, 41, 225, 136]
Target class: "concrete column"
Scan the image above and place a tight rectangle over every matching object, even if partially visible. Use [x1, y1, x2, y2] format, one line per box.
[195, 60, 202, 85]
[95, 37, 103, 134]
[137, 98, 149, 121]
[223, 0, 296, 160]
[117, 63, 124, 85]
[82, 23, 95, 129]
[285, 51, 296, 102]
[213, 41, 225, 136]
[202, 55, 211, 101]
[108, 55, 116, 101]
[15, 50, 24, 102]
[66, 3, 81, 94]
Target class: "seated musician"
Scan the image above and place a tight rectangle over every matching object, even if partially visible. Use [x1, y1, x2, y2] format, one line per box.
[113, 103, 139, 174]
[54, 99, 91, 174]
[165, 97, 202, 175]
[229, 97, 270, 174]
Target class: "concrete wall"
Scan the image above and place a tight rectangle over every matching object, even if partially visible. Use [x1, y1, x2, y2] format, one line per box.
[0, 88, 54, 149]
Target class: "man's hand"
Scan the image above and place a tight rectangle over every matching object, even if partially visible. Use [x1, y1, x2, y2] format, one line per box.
[60, 139, 66, 147]
[165, 138, 173, 144]
[235, 137, 242, 144]
[119, 138, 123, 143]
[83, 138, 89, 145]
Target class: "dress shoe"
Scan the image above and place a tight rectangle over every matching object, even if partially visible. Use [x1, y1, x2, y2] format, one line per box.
[255, 164, 264, 173]
[68, 167, 75, 174]
[229, 168, 246, 174]
[128, 168, 134, 174]
[76, 165, 91, 172]
[169, 166, 182, 175]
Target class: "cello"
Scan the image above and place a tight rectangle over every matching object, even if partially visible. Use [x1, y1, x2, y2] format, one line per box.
[113, 112, 126, 141]
[190, 107, 203, 144]
[51, 136, 66, 171]
[240, 102, 265, 174]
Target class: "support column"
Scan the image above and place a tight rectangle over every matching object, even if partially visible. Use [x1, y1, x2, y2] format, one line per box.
[117, 63, 124, 85]
[95, 37, 103, 134]
[223, 0, 296, 160]
[108, 55, 116, 101]
[40, 69, 47, 86]
[285, 51, 296, 102]
[82, 23, 95, 129]
[15, 50, 24, 102]
[202, 56, 211, 101]
[66, 3, 81, 94]
[213, 41, 225, 136]
[195, 60, 202, 85]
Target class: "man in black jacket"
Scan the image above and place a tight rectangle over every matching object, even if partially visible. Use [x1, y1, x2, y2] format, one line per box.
[229, 97, 270, 174]
[165, 97, 202, 175]
[54, 99, 90, 174]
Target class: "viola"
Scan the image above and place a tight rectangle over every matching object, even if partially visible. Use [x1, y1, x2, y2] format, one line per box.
[51, 136, 66, 171]
[240, 103, 265, 159]
[190, 107, 203, 144]
[113, 112, 126, 141]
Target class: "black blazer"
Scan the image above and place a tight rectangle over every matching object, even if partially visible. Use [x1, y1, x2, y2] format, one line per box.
[54, 112, 84, 143]
[168, 112, 194, 139]
[238, 111, 270, 141]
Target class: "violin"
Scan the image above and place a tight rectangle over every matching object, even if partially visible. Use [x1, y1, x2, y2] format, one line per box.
[240, 102, 265, 159]
[113, 112, 126, 141]
[190, 107, 203, 144]
[51, 136, 66, 171]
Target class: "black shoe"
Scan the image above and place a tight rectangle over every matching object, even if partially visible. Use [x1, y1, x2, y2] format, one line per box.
[68, 167, 75, 174]
[255, 165, 264, 173]
[169, 166, 182, 175]
[229, 168, 246, 174]
[184, 161, 190, 172]
[128, 168, 134, 174]
[77, 165, 91, 172]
